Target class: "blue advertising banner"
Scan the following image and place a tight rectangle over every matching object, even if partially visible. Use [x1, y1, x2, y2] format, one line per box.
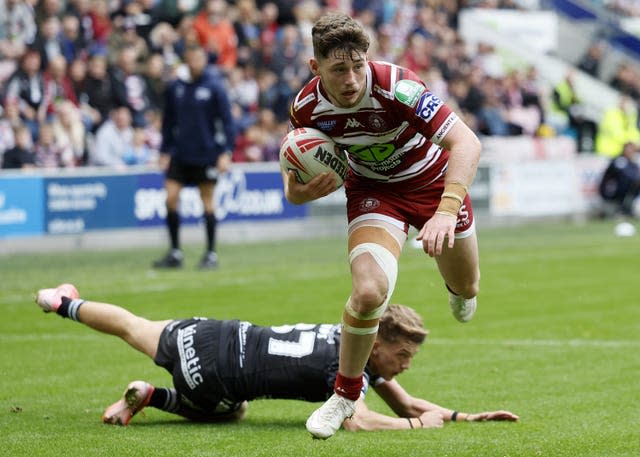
[134, 168, 306, 226]
[1, 165, 307, 238]
[0, 176, 45, 238]
[44, 175, 138, 234]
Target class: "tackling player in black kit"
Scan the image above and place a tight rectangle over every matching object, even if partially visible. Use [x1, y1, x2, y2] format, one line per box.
[35, 284, 518, 431]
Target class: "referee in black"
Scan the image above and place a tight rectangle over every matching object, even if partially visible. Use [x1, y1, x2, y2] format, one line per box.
[153, 45, 235, 269]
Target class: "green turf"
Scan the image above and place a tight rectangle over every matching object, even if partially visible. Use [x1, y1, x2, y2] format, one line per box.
[1, 219, 639, 456]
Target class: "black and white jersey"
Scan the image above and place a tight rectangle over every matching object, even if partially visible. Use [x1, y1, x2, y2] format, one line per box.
[155, 318, 380, 412]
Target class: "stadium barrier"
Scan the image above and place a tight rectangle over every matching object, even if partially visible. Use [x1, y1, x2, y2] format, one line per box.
[0, 137, 608, 253]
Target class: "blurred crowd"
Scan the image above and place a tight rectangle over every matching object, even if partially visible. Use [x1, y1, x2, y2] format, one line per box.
[1, 0, 640, 170]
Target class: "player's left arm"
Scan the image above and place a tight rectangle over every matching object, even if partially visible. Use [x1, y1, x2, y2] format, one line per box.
[417, 119, 482, 257]
[343, 397, 444, 432]
[375, 378, 519, 423]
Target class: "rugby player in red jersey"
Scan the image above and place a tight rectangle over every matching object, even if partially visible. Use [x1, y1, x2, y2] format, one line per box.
[281, 13, 483, 438]
[35, 284, 518, 430]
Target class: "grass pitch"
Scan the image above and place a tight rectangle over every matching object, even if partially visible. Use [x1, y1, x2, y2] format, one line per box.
[1, 220, 638, 456]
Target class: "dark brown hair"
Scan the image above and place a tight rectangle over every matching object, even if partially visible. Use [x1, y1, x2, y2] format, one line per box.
[311, 12, 370, 61]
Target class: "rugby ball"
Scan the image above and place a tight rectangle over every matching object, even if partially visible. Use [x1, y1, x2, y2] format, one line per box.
[279, 127, 348, 187]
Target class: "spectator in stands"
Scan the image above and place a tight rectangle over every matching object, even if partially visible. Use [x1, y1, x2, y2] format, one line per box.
[232, 0, 261, 67]
[59, 13, 87, 63]
[110, 47, 153, 127]
[116, 0, 156, 44]
[107, 18, 150, 67]
[89, 105, 134, 167]
[268, 23, 310, 121]
[83, 53, 113, 131]
[599, 142, 640, 217]
[30, 15, 63, 72]
[42, 54, 79, 117]
[595, 95, 640, 158]
[173, 14, 201, 59]
[3, 48, 46, 140]
[502, 69, 541, 136]
[122, 126, 158, 166]
[34, 0, 64, 24]
[608, 62, 640, 101]
[577, 41, 605, 78]
[153, 45, 235, 270]
[193, 0, 238, 72]
[550, 70, 596, 152]
[227, 64, 260, 132]
[143, 53, 167, 112]
[51, 99, 86, 165]
[1, 124, 36, 169]
[86, 0, 113, 52]
[0, 0, 37, 63]
[148, 21, 181, 75]
[475, 76, 519, 136]
[68, 57, 101, 132]
[0, 103, 17, 162]
[152, 0, 202, 27]
[34, 121, 74, 168]
[256, 1, 280, 68]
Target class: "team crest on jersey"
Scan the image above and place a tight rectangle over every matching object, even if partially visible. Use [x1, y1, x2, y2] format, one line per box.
[195, 87, 212, 101]
[359, 197, 380, 212]
[316, 119, 337, 132]
[368, 114, 386, 131]
[394, 80, 424, 107]
[416, 92, 443, 122]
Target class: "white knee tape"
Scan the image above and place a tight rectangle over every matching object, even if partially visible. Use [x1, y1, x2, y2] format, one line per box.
[349, 242, 398, 311]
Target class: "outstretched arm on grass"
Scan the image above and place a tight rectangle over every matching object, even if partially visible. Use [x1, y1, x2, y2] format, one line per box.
[343, 378, 519, 432]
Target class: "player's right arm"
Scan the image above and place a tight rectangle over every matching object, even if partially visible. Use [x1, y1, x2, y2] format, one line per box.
[281, 169, 337, 204]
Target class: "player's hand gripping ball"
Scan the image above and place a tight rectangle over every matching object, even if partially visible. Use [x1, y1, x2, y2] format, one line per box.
[279, 128, 348, 188]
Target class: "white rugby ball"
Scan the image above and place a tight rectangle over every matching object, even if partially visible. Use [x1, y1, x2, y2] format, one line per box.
[279, 127, 348, 187]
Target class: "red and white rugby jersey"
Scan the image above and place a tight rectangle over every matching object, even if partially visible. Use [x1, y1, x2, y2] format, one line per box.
[289, 61, 458, 184]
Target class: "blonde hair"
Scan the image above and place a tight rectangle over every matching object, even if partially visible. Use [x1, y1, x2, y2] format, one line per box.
[378, 304, 428, 345]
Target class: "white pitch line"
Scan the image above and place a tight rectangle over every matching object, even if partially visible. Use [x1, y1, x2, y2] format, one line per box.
[428, 338, 640, 348]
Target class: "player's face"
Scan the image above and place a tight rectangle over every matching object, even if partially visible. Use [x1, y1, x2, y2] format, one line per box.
[311, 50, 367, 108]
[368, 338, 420, 381]
[186, 48, 208, 79]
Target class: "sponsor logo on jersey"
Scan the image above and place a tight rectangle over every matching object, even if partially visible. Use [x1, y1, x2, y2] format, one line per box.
[415, 92, 443, 122]
[195, 87, 212, 101]
[316, 119, 337, 131]
[359, 197, 380, 212]
[348, 143, 395, 163]
[178, 324, 204, 389]
[345, 117, 364, 129]
[293, 93, 316, 111]
[394, 80, 424, 107]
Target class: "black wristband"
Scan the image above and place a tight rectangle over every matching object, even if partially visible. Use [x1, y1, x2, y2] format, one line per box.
[406, 418, 414, 429]
[451, 411, 459, 422]
[417, 417, 424, 428]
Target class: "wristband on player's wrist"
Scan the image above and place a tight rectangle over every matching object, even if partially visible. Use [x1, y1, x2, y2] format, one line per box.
[436, 182, 468, 217]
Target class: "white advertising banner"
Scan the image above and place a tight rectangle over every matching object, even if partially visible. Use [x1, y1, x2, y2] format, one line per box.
[459, 9, 558, 55]
[490, 160, 581, 216]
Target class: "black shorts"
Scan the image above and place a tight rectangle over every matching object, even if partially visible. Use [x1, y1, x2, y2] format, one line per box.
[154, 318, 243, 418]
[166, 158, 218, 186]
